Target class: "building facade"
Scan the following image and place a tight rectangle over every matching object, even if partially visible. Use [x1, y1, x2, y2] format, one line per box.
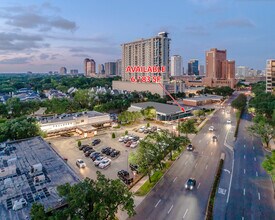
[84, 58, 96, 77]
[188, 59, 199, 75]
[59, 67, 67, 75]
[113, 32, 171, 96]
[199, 65, 205, 76]
[98, 64, 105, 75]
[116, 59, 122, 76]
[105, 62, 117, 76]
[266, 59, 275, 93]
[171, 55, 182, 76]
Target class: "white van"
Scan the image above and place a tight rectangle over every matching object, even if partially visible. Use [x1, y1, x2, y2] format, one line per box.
[13, 198, 27, 211]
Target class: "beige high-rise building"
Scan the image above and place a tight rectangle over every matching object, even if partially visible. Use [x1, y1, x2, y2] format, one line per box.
[171, 55, 182, 76]
[206, 48, 227, 79]
[84, 58, 96, 77]
[266, 59, 275, 93]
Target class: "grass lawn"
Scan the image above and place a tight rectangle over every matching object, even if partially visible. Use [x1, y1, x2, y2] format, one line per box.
[135, 162, 172, 196]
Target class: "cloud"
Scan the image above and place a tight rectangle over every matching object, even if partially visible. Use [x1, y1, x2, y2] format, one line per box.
[69, 46, 120, 55]
[0, 5, 77, 32]
[72, 53, 91, 58]
[217, 18, 255, 28]
[184, 26, 209, 36]
[0, 32, 45, 51]
[45, 34, 110, 43]
[0, 56, 33, 64]
[39, 53, 49, 60]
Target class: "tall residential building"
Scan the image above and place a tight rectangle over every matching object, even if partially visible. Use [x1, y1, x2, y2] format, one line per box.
[98, 64, 105, 74]
[59, 67, 67, 75]
[70, 69, 78, 74]
[116, 59, 122, 76]
[170, 55, 182, 76]
[113, 32, 171, 97]
[188, 59, 199, 75]
[203, 48, 235, 88]
[236, 66, 249, 78]
[105, 62, 117, 76]
[266, 59, 275, 93]
[199, 65, 205, 76]
[84, 58, 96, 77]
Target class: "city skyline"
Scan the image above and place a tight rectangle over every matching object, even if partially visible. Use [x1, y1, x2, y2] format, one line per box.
[0, 0, 274, 72]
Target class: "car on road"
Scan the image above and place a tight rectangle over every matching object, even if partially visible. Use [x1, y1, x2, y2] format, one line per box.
[185, 178, 196, 190]
[187, 144, 194, 151]
[226, 119, 232, 124]
[98, 159, 111, 169]
[92, 139, 101, 146]
[212, 135, 218, 142]
[76, 159, 86, 168]
[94, 157, 108, 166]
[209, 126, 214, 131]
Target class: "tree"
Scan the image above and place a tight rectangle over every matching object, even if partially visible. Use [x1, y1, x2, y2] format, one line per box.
[248, 120, 275, 149]
[192, 109, 205, 118]
[30, 203, 48, 220]
[141, 106, 156, 120]
[30, 172, 135, 220]
[73, 89, 93, 109]
[262, 150, 275, 181]
[178, 119, 197, 137]
[231, 93, 247, 110]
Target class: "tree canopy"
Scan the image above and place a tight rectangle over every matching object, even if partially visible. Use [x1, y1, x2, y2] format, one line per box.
[30, 172, 135, 220]
[231, 93, 247, 111]
[141, 106, 156, 120]
[178, 119, 197, 137]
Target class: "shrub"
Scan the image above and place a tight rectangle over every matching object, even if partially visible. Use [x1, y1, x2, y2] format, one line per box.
[125, 130, 128, 135]
[147, 122, 150, 128]
[77, 140, 81, 148]
[112, 133, 116, 139]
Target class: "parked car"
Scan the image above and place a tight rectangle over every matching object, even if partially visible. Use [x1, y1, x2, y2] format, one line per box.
[132, 136, 140, 142]
[117, 170, 133, 185]
[91, 152, 102, 161]
[110, 150, 120, 158]
[90, 152, 100, 158]
[92, 139, 101, 146]
[83, 146, 92, 153]
[185, 178, 196, 190]
[98, 159, 111, 169]
[117, 170, 129, 178]
[79, 145, 89, 150]
[84, 149, 95, 157]
[187, 144, 194, 151]
[105, 148, 115, 156]
[208, 126, 214, 131]
[76, 159, 86, 168]
[130, 142, 138, 148]
[101, 147, 111, 154]
[143, 129, 149, 134]
[94, 157, 108, 166]
[118, 137, 124, 142]
[125, 141, 132, 147]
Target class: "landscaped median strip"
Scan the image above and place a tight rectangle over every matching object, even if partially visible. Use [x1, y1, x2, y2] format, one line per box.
[205, 153, 225, 220]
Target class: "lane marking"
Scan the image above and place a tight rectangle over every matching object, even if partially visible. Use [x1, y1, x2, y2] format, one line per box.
[227, 158, 235, 203]
[197, 183, 201, 189]
[244, 169, 246, 174]
[254, 157, 256, 161]
[243, 188, 246, 196]
[256, 171, 258, 177]
[195, 162, 198, 168]
[173, 177, 177, 183]
[182, 209, 188, 219]
[244, 144, 246, 148]
[167, 204, 173, 214]
[205, 165, 208, 170]
[224, 169, 231, 174]
[258, 192, 261, 200]
[244, 155, 246, 159]
[155, 199, 161, 208]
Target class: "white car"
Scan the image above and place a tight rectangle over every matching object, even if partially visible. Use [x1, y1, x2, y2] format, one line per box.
[94, 157, 108, 166]
[130, 142, 138, 148]
[227, 119, 232, 124]
[13, 198, 27, 211]
[76, 159, 86, 168]
[118, 137, 124, 142]
[98, 159, 111, 169]
[138, 128, 145, 133]
[209, 126, 214, 131]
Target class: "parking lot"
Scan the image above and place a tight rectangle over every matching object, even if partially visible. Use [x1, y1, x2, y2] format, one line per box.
[47, 122, 170, 181]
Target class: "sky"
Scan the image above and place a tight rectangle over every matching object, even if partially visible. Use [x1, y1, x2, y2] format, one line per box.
[0, 0, 274, 73]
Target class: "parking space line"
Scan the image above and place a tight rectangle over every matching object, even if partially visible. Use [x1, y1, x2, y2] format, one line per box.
[253, 146, 255, 150]
[244, 155, 246, 159]
[167, 204, 173, 214]
[254, 157, 256, 161]
[173, 177, 177, 183]
[244, 169, 246, 174]
[243, 188, 246, 196]
[195, 162, 198, 168]
[183, 209, 188, 219]
[258, 192, 261, 200]
[244, 145, 246, 148]
[155, 199, 161, 208]
[256, 171, 258, 177]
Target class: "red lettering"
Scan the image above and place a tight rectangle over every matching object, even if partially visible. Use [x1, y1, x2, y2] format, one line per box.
[161, 66, 166, 72]
[125, 66, 131, 72]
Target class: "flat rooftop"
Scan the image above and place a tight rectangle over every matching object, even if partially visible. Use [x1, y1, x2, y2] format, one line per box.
[130, 101, 192, 115]
[0, 137, 79, 220]
[183, 95, 223, 102]
[38, 111, 105, 124]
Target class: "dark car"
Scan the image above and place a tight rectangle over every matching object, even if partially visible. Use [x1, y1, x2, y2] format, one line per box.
[92, 139, 101, 146]
[79, 145, 89, 150]
[117, 170, 133, 185]
[105, 148, 115, 156]
[212, 135, 218, 142]
[83, 146, 92, 153]
[185, 178, 196, 190]
[132, 136, 140, 142]
[91, 152, 102, 161]
[129, 164, 139, 173]
[84, 149, 95, 157]
[110, 150, 120, 158]
[117, 170, 129, 178]
[187, 144, 194, 151]
[101, 147, 111, 154]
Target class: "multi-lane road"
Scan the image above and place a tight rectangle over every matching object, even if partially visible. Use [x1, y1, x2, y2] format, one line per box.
[130, 96, 237, 220]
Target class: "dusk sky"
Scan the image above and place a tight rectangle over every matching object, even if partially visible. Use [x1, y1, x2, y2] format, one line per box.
[0, 0, 274, 73]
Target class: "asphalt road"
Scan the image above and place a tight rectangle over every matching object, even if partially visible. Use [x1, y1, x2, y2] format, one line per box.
[225, 111, 275, 220]
[129, 98, 236, 220]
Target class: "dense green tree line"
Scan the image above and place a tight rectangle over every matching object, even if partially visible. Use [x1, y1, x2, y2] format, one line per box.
[231, 93, 247, 110]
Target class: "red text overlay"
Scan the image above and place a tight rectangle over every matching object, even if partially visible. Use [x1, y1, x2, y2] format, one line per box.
[126, 66, 166, 73]
[130, 76, 162, 83]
